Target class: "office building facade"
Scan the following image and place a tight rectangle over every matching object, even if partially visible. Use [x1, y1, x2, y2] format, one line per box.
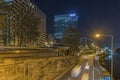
[0, 0, 46, 46]
[54, 13, 78, 39]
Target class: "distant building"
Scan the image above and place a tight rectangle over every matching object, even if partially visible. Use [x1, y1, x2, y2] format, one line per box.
[0, 0, 46, 46]
[80, 37, 95, 49]
[45, 34, 56, 47]
[54, 13, 78, 40]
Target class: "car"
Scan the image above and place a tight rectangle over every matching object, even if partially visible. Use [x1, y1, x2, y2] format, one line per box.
[85, 63, 90, 69]
[71, 65, 82, 78]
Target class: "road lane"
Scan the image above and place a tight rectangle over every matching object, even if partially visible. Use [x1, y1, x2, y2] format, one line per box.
[81, 73, 89, 80]
[60, 60, 87, 80]
[69, 59, 92, 80]
[60, 55, 93, 80]
[58, 54, 104, 80]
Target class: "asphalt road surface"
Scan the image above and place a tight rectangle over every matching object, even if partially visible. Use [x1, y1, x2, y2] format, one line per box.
[60, 54, 103, 80]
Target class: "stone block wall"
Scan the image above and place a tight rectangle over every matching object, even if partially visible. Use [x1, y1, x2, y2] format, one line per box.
[0, 56, 76, 80]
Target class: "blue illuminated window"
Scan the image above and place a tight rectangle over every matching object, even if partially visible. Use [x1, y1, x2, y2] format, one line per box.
[5, 0, 12, 3]
[69, 14, 76, 16]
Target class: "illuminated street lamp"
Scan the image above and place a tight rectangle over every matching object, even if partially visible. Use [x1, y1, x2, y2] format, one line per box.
[96, 34, 100, 38]
[95, 34, 114, 80]
[50, 41, 53, 45]
[45, 42, 48, 45]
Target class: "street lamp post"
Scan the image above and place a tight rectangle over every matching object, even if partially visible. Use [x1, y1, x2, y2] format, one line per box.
[111, 35, 114, 80]
[96, 34, 114, 80]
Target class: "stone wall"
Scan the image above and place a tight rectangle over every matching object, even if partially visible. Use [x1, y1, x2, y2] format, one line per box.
[0, 56, 76, 80]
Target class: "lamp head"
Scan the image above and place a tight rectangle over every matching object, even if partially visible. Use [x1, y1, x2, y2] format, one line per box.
[96, 34, 100, 37]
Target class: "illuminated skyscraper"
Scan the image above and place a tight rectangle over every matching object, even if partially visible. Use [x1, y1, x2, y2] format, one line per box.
[54, 13, 78, 39]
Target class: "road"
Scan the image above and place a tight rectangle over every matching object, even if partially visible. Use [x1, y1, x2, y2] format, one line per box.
[60, 54, 104, 80]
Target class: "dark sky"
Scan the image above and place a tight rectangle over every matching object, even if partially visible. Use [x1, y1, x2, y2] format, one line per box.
[32, 0, 120, 48]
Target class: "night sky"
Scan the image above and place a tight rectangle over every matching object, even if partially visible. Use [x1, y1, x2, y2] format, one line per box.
[31, 0, 120, 48]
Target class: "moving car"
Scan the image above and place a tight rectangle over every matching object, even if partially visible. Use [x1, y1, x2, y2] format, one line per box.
[71, 65, 82, 78]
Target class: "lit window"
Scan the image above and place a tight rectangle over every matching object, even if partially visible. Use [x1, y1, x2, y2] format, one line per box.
[5, 0, 12, 2]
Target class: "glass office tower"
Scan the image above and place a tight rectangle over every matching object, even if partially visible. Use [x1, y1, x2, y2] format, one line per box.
[54, 13, 78, 39]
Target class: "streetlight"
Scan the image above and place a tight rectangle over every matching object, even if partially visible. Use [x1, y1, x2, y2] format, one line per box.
[95, 34, 114, 80]
[96, 34, 100, 38]
[45, 42, 48, 46]
[50, 41, 53, 45]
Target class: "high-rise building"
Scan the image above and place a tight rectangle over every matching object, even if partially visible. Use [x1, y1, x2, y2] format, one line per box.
[54, 13, 78, 39]
[0, 0, 46, 46]
[29, 2, 46, 47]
